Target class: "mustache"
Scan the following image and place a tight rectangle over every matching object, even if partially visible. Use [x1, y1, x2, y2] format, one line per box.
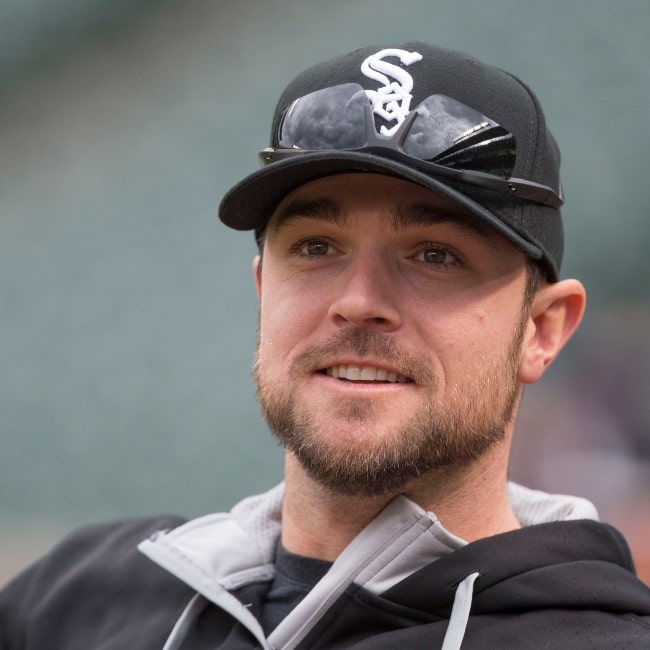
[290, 329, 436, 385]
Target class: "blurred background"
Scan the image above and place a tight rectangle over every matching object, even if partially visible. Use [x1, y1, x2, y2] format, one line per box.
[1, 0, 649, 586]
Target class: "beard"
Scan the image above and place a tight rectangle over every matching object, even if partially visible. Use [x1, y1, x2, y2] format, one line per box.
[254, 320, 526, 498]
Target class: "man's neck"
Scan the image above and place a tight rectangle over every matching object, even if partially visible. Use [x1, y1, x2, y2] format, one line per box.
[280, 446, 520, 562]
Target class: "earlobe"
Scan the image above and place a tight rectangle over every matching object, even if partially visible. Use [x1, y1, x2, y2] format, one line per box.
[253, 255, 262, 300]
[518, 279, 586, 384]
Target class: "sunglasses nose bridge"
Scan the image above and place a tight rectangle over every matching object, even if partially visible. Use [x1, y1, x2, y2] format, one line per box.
[362, 103, 419, 151]
[362, 104, 380, 145]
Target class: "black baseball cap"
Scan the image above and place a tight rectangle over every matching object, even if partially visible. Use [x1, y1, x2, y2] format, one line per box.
[218, 42, 564, 280]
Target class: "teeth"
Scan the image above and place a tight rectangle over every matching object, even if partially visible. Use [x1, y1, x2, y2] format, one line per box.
[347, 365, 361, 380]
[325, 365, 411, 383]
[360, 367, 375, 380]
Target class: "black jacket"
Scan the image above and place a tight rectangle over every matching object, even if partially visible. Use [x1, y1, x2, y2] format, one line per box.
[2, 487, 650, 649]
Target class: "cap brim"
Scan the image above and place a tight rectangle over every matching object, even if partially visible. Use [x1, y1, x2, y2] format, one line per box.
[218, 151, 544, 261]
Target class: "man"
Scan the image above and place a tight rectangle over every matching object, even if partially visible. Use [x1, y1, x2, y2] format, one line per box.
[2, 42, 649, 649]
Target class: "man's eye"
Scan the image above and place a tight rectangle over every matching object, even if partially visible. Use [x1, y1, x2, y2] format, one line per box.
[417, 246, 459, 266]
[299, 239, 331, 257]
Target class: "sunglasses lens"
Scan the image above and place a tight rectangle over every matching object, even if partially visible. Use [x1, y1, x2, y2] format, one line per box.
[275, 87, 517, 178]
[276, 83, 368, 150]
[404, 95, 516, 178]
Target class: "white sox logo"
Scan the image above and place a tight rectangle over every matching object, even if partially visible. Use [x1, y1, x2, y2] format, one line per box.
[360, 48, 423, 136]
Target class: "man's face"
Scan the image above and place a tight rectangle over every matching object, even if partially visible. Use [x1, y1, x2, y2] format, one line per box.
[253, 173, 532, 497]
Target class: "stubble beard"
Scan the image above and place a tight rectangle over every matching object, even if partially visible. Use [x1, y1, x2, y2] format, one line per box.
[254, 322, 525, 498]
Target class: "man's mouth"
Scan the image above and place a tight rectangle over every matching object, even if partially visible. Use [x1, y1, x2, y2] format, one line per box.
[321, 365, 414, 383]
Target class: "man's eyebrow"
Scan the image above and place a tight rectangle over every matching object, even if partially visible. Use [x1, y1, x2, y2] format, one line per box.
[393, 202, 497, 243]
[269, 198, 347, 236]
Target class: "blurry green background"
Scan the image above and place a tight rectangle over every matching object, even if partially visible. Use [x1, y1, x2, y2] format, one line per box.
[2, 0, 649, 583]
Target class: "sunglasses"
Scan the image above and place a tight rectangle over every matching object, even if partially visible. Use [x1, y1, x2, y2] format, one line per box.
[259, 83, 563, 208]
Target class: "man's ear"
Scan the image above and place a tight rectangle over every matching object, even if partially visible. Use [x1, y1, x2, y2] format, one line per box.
[253, 255, 262, 300]
[518, 279, 586, 385]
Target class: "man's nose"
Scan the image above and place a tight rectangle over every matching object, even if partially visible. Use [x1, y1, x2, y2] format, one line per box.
[327, 253, 402, 331]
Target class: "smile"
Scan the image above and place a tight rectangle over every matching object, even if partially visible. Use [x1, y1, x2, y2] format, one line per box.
[323, 365, 414, 383]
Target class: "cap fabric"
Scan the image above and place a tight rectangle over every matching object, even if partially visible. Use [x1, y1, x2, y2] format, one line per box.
[218, 42, 564, 280]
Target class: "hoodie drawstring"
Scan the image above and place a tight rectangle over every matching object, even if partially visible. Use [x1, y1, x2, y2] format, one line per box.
[163, 573, 480, 650]
[441, 572, 480, 650]
[162, 593, 209, 650]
